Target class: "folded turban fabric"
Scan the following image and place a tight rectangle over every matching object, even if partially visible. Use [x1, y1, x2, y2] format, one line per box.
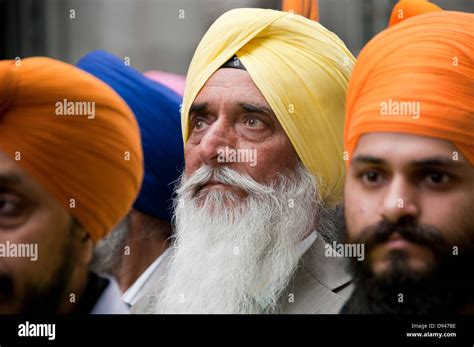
[181, 8, 355, 205]
[144, 70, 186, 96]
[388, 0, 442, 27]
[77, 51, 184, 222]
[0, 57, 143, 241]
[344, 7, 474, 166]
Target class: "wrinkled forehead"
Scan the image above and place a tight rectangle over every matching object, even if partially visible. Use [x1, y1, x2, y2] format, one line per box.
[193, 68, 270, 109]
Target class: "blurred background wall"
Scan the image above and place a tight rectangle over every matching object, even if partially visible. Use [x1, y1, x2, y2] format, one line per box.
[1, 0, 473, 75]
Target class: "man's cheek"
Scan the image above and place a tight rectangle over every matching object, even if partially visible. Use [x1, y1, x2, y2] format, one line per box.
[352, 190, 381, 229]
[0, 261, 29, 308]
[419, 196, 467, 244]
[344, 184, 364, 232]
[344, 209, 361, 243]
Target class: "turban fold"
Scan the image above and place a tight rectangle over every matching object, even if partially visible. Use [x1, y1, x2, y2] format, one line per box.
[345, 9, 474, 166]
[388, 0, 442, 27]
[181, 8, 355, 204]
[0, 57, 143, 241]
[282, 0, 319, 21]
[77, 51, 184, 222]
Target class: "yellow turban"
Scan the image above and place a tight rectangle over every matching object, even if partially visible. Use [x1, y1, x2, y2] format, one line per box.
[345, 10, 474, 166]
[181, 8, 355, 204]
[0, 57, 144, 241]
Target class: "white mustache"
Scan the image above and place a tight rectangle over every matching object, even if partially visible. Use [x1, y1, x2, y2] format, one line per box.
[158, 162, 321, 313]
[177, 166, 275, 199]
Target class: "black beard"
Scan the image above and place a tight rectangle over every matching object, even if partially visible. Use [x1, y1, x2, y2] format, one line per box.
[341, 217, 474, 314]
[20, 242, 77, 315]
[0, 223, 78, 314]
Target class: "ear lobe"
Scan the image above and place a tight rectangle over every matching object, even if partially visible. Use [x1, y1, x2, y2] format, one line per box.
[80, 230, 90, 242]
[73, 225, 94, 266]
[80, 235, 94, 266]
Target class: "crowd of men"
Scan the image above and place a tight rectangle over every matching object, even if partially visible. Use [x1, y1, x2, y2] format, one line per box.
[0, 0, 472, 314]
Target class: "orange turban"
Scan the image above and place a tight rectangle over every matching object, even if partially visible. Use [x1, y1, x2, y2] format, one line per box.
[282, 0, 319, 21]
[0, 57, 144, 241]
[345, 9, 474, 166]
[388, 0, 442, 27]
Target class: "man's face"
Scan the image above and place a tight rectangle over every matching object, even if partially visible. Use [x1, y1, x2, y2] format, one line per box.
[344, 133, 474, 278]
[185, 68, 298, 202]
[0, 150, 81, 313]
[159, 68, 322, 313]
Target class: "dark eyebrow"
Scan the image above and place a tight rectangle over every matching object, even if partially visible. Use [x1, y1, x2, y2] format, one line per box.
[352, 155, 466, 168]
[352, 155, 386, 165]
[0, 174, 22, 186]
[189, 102, 208, 115]
[412, 156, 465, 167]
[238, 103, 274, 116]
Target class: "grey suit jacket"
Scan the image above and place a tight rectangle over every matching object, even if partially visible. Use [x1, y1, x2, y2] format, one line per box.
[280, 232, 353, 313]
[132, 232, 352, 314]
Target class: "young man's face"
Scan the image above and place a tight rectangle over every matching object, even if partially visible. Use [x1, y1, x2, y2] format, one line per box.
[344, 133, 474, 279]
[0, 150, 86, 313]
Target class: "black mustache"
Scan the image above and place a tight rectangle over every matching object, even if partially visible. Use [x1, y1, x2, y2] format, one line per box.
[0, 273, 14, 300]
[351, 217, 448, 254]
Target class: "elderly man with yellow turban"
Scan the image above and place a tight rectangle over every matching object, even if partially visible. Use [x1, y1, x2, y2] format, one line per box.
[342, 1, 474, 314]
[134, 8, 355, 314]
[0, 57, 143, 313]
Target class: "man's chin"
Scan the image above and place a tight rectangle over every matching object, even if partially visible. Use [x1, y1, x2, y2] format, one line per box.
[0, 301, 20, 314]
[0, 296, 56, 314]
[198, 185, 247, 197]
[370, 252, 437, 280]
[194, 190, 248, 211]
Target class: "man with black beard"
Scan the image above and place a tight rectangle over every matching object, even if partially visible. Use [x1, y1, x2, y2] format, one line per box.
[341, 3, 474, 314]
[341, 218, 474, 314]
[0, 57, 143, 313]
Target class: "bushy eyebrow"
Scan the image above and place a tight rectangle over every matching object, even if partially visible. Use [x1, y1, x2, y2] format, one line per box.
[238, 102, 274, 116]
[411, 156, 465, 167]
[189, 102, 208, 115]
[352, 155, 385, 165]
[0, 174, 22, 186]
[352, 155, 466, 168]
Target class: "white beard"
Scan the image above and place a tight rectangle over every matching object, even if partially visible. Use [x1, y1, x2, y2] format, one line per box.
[157, 163, 321, 314]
